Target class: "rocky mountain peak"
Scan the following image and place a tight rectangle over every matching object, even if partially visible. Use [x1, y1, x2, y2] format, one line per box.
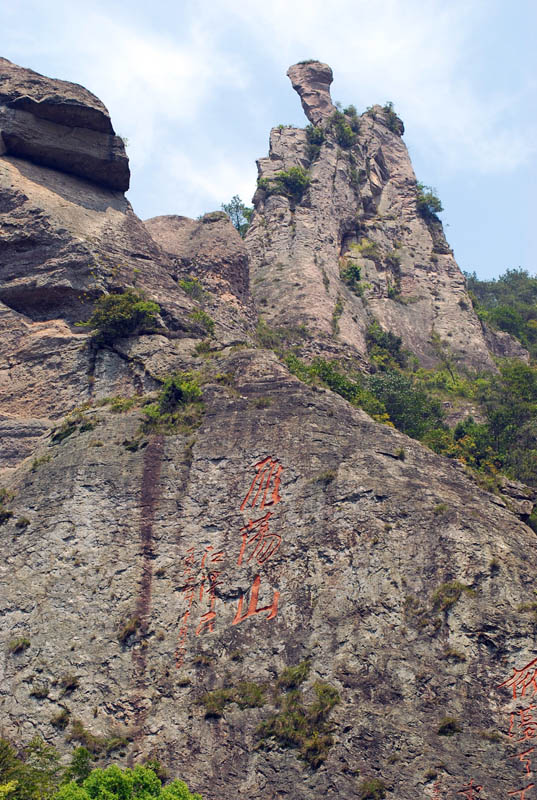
[286, 60, 336, 124]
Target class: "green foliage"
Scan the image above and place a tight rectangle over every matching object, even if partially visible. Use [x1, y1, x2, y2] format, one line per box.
[330, 109, 358, 148]
[189, 310, 215, 336]
[382, 101, 401, 134]
[53, 765, 202, 800]
[258, 167, 311, 203]
[432, 581, 475, 612]
[142, 373, 204, 434]
[284, 356, 389, 423]
[178, 277, 205, 302]
[359, 779, 387, 800]
[278, 660, 310, 690]
[201, 682, 266, 718]
[340, 260, 362, 294]
[63, 750, 91, 786]
[465, 268, 537, 359]
[331, 296, 344, 334]
[305, 125, 324, 162]
[221, 196, 253, 238]
[257, 677, 340, 768]
[416, 183, 443, 218]
[0, 738, 63, 800]
[367, 371, 445, 439]
[7, 638, 30, 654]
[0, 742, 201, 800]
[79, 290, 160, 343]
[366, 322, 407, 370]
[351, 238, 380, 261]
[67, 722, 127, 757]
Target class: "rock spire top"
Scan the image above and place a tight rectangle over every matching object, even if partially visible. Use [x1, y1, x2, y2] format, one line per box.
[287, 60, 336, 125]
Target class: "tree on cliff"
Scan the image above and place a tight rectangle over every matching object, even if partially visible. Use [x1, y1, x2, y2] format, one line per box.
[221, 195, 253, 238]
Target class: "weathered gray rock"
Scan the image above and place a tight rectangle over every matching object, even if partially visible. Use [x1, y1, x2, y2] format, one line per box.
[1, 346, 536, 800]
[0, 57, 129, 190]
[483, 322, 530, 361]
[1, 57, 535, 800]
[287, 61, 336, 125]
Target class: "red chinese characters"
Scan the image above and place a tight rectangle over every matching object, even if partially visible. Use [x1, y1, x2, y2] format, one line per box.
[240, 456, 282, 512]
[499, 657, 537, 798]
[499, 658, 537, 700]
[457, 779, 482, 799]
[176, 456, 285, 666]
[233, 457, 283, 626]
[508, 786, 535, 799]
[175, 545, 223, 668]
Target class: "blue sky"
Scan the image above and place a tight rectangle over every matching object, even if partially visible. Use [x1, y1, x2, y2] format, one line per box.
[2, 0, 535, 279]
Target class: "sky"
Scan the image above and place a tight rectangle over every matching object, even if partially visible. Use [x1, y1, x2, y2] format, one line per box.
[1, 0, 536, 280]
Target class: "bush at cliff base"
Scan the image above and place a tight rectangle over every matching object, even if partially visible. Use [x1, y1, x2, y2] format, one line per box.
[53, 765, 202, 800]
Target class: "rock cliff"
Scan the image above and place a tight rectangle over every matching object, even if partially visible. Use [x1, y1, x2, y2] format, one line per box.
[247, 63, 498, 371]
[1, 59, 536, 800]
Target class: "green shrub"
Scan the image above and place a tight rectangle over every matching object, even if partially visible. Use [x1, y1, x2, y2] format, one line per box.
[382, 101, 402, 134]
[278, 660, 310, 690]
[53, 764, 203, 800]
[432, 581, 475, 612]
[340, 260, 362, 294]
[258, 167, 311, 203]
[179, 277, 205, 302]
[351, 238, 380, 260]
[305, 125, 324, 162]
[8, 638, 30, 654]
[67, 722, 127, 756]
[221, 196, 253, 238]
[78, 290, 160, 343]
[366, 321, 407, 370]
[330, 109, 358, 147]
[416, 183, 443, 218]
[359, 779, 387, 799]
[142, 373, 204, 434]
[50, 708, 70, 730]
[201, 682, 266, 718]
[257, 674, 340, 769]
[189, 310, 215, 336]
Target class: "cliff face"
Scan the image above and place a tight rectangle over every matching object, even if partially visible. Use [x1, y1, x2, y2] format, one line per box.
[1, 59, 536, 800]
[246, 63, 527, 370]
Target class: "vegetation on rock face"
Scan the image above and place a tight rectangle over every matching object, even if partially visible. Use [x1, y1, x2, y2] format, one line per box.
[78, 290, 160, 343]
[189, 309, 215, 336]
[221, 195, 253, 238]
[416, 183, 443, 218]
[178, 277, 205, 302]
[143, 373, 204, 433]
[465, 268, 537, 359]
[258, 167, 311, 203]
[256, 661, 340, 768]
[359, 778, 387, 799]
[0, 742, 202, 800]
[330, 107, 359, 148]
[305, 125, 324, 162]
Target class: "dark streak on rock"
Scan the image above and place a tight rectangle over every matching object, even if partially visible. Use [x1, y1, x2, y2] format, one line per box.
[130, 433, 164, 747]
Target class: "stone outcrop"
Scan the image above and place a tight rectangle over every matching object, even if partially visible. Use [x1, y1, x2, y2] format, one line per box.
[1, 58, 536, 800]
[0, 57, 129, 190]
[286, 61, 336, 125]
[247, 61, 498, 372]
[144, 212, 256, 342]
